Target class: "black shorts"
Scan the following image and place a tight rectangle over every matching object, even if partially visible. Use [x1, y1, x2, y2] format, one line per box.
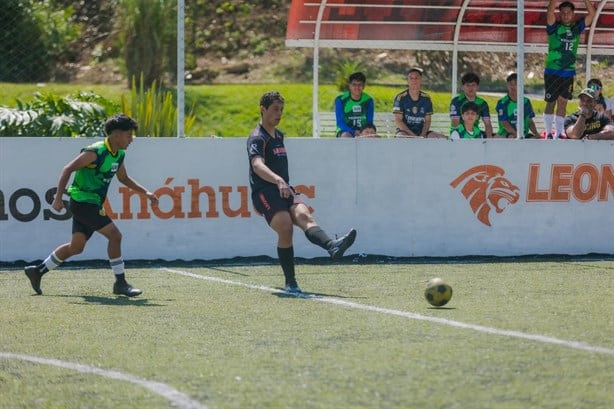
[544, 74, 574, 102]
[70, 199, 113, 240]
[251, 185, 304, 225]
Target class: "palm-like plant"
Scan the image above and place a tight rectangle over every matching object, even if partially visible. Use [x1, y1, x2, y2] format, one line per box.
[0, 91, 110, 137]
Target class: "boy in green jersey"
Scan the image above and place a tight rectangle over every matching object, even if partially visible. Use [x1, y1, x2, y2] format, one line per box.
[334, 72, 375, 138]
[450, 102, 484, 140]
[449, 72, 493, 138]
[543, 0, 595, 138]
[25, 114, 159, 297]
[496, 73, 539, 138]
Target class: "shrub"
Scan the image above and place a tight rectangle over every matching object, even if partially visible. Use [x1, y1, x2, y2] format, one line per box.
[120, 75, 196, 137]
[0, 91, 111, 137]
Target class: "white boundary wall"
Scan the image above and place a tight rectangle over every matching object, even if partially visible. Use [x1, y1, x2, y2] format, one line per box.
[1, 137, 613, 262]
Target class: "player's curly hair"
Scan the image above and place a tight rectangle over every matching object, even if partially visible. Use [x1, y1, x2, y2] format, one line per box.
[104, 114, 138, 135]
[260, 91, 285, 109]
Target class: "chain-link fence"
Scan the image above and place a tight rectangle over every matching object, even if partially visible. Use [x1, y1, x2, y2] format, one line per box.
[0, 0, 288, 86]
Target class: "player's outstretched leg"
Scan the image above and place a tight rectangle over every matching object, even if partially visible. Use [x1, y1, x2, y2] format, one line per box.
[327, 228, 357, 260]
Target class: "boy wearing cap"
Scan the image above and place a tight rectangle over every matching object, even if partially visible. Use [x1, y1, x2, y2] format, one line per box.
[565, 88, 614, 140]
[392, 67, 444, 138]
[496, 73, 540, 138]
[543, 0, 595, 138]
[587, 78, 612, 119]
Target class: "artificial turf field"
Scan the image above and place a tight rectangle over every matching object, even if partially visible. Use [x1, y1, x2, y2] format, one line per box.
[1, 257, 613, 409]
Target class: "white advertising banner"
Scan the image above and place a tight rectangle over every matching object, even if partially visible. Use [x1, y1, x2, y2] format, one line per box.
[1, 137, 613, 262]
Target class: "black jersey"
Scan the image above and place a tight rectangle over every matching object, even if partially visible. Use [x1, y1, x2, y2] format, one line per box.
[564, 110, 613, 138]
[247, 124, 289, 192]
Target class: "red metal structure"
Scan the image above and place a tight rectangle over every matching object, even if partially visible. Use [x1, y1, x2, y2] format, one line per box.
[285, 0, 614, 137]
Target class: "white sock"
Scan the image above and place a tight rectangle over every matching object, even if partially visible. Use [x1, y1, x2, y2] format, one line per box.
[555, 116, 565, 137]
[544, 114, 554, 136]
[43, 251, 63, 272]
[109, 257, 125, 276]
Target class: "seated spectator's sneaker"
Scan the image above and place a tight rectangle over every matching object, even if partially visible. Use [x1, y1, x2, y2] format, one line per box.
[327, 228, 357, 260]
[24, 266, 43, 295]
[113, 281, 143, 297]
[284, 283, 302, 294]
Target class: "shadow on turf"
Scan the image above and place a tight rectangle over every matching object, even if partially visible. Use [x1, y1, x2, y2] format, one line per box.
[49, 294, 166, 307]
[272, 288, 362, 299]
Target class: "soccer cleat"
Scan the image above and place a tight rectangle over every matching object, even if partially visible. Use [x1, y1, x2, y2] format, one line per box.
[24, 266, 43, 295]
[113, 281, 143, 297]
[284, 284, 302, 294]
[327, 228, 357, 260]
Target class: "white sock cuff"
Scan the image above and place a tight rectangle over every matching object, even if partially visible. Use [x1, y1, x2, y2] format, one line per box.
[109, 257, 125, 275]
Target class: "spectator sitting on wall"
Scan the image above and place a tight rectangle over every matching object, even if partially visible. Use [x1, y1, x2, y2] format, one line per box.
[496, 73, 540, 138]
[450, 72, 493, 138]
[334, 72, 375, 138]
[393, 67, 445, 138]
[565, 88, 614, 140]
[587, 78, 612, 119]
[450, 101, 485, 140]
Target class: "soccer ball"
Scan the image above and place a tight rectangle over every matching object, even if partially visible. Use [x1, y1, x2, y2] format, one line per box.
[424, 278, 453, 307]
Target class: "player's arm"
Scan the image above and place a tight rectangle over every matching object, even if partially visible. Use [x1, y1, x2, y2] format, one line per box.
[529, 119, 539, 137]
[500, 120, 517, 138]
[565, 114, 587, 139]
[115, 163, 158, 204]
[420, 114, 432, 138]
[366, 98, 374, 125]
[334, 98, 355, 136]
[546, 0, 557, 26]
[482, 117, 494, 138]
[481, 102, 493, 138]
[393, 112, 416, 137]
[52, 150, 97, 211]
[587, 124, 614, 140]
[583, 0, 596, 26]
[450, 100, 461, 129]
[250, 156, 292, 198]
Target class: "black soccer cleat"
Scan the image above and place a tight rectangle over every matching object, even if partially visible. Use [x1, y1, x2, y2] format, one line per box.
[284, 283, 302, 294]
[113, 281, 143, 297]
[24, 266, 43, 295]
[327, 228, 357, 260]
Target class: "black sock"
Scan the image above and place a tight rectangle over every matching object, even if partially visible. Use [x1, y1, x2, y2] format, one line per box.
[304, 226, 332, 250]
[115, 273, 126, 283]
[277, 246, 296, 286]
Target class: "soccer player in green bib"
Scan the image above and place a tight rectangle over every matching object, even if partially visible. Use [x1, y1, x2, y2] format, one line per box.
[543, 0, 595, 138]
[24, 114, 158, 297]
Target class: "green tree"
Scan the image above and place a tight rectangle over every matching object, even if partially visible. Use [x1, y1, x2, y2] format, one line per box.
[120, 0, 176, 88]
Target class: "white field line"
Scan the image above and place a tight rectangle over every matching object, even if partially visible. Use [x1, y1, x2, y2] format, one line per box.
[0, 352, 207, 409]
[162, 268, 614, 356]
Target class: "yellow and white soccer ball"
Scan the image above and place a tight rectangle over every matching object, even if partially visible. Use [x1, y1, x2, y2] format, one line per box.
[424, 278, 453, 307]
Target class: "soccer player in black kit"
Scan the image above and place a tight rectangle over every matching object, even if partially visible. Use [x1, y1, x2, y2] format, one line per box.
[247, 91, 357, 294]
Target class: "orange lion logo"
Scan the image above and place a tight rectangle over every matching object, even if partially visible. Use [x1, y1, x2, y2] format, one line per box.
[450, 165, 520, 226]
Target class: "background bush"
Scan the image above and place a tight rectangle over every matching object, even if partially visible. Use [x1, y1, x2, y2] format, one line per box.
[0, 0, 81, 82]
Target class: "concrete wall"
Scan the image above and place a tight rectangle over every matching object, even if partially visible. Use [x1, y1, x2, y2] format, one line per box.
[1, 137, 612, 262]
